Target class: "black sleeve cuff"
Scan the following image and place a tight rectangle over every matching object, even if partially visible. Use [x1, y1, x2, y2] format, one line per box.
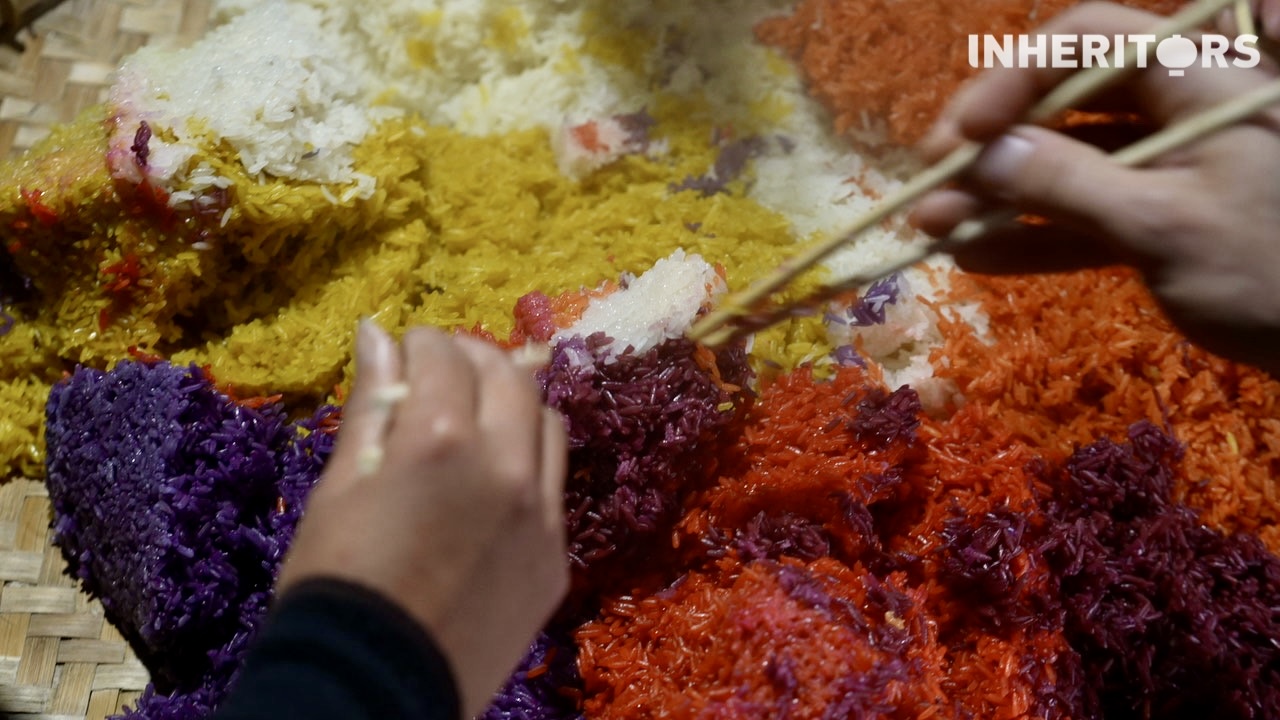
[213, 578, 461, 720]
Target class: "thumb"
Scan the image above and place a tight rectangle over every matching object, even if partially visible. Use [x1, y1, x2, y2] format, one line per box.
[968, 125, 1163, 250]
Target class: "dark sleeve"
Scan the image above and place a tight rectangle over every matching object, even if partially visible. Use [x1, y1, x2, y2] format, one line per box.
[212, 578, 461, 720]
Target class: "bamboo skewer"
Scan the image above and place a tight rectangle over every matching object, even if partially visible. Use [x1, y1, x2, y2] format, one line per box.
[686, 0, 1240, 346]
[1235, 0, 1256, 37]
[706, 76, 1280, 345]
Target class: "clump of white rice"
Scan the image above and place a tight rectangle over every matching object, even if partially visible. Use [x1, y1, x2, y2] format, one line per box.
[216, 0, 630, 135]
[210, 0, 811, 141]
[107, 0, 388, 196]
[555, 249, 725, 360]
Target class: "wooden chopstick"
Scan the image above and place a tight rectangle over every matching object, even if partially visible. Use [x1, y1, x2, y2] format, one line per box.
[686, 0, 1240, 345]
[693, 75, 1280, 348]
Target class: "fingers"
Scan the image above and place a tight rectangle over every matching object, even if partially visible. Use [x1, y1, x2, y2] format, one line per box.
[956, 125, 1176, 248]
[914, 1, 1280, 282]
[379, 329, 561, 525]
[916, 121, 1202, 271]
[323, 320, 404, 491]
[539, 408, 568, 533]
[921, 2, 1273, 165]
[911, 179, 1131, 275]
[333, 326, 558, 506]
[921, 2, 1170, 161]
[910, 188, 984, 237]
[282, 324, 571, 716]
[453, 335, 544, 500]
[391, 327, 481, 459]
[321, 324, 564, 533]
[1217, 0, 1277, 37]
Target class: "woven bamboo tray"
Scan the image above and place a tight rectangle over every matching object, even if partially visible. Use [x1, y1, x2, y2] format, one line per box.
[0, 1, 212, 717]
[0, 0, 211, 158]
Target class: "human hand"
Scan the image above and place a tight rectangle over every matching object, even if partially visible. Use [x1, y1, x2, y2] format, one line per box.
[911, 2, 1280, 373]
[1218, 0, 1280, 37]
[278, 322, 569, 718]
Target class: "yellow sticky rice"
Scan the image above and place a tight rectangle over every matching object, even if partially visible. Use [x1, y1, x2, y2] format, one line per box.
[0, 98, 832, 478]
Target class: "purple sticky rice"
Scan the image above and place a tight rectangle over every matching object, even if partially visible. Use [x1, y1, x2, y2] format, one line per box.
[482, 629, 585, 720]
[45, 361, 338, 718]
[1041, 421, 1280, 719]
[936, 506, 1051, 634]
[539, 334, 750, 580]
[844, 384, 922, 450]
[734, 510, 833, 563]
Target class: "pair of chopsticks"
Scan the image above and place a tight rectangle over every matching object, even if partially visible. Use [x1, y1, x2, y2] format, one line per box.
[687, 0, 1280, 347]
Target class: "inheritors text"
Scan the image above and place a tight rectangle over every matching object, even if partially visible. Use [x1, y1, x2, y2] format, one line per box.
[968, 33, 1260, 76]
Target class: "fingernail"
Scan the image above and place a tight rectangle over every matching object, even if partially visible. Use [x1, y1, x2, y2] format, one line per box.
[919, 121, 957, 160]
[908, 188, 982, 234]
[972, 133, 1034, 196]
